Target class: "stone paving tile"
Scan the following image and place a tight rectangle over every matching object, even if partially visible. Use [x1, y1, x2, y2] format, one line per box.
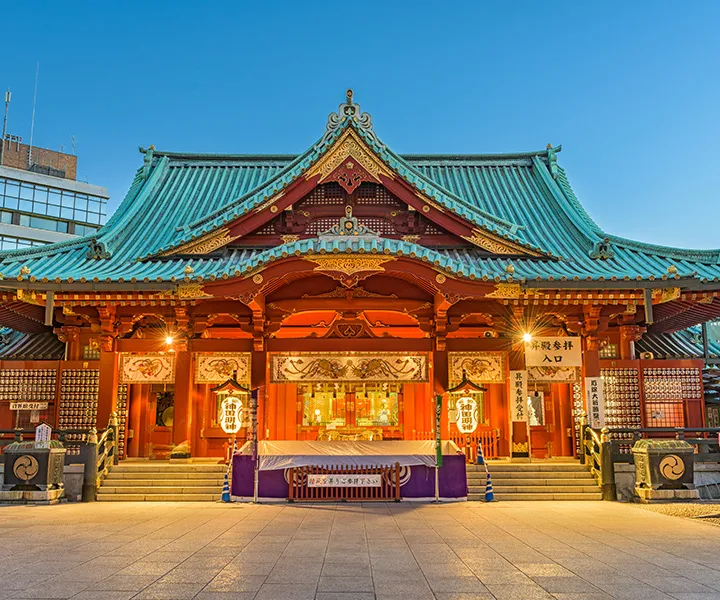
[5, 501, 720, 599]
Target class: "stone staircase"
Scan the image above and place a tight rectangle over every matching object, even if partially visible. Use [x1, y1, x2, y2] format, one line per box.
[468, 460, 602, 501]
[97, 459, 226, 501]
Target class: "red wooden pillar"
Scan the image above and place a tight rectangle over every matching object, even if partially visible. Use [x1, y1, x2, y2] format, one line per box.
[172, 350, 193, 447]
[97, 337, 118, 429]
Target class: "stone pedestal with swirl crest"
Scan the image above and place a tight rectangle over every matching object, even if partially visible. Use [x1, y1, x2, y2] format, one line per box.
[632, 439, 699, 503]
[1, 440, 66, 504]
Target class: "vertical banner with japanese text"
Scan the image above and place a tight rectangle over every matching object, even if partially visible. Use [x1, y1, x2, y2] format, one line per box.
[585, 377, 606, 428]
[510, 370, 528, 422]
[435, 394, 443, 467]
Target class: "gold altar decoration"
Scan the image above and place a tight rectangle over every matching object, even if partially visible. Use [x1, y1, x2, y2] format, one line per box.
[271, 353, 428, 383]
[527, 366, 578, 382]
[195, 353, 251, 384]
[317, 427, 383, 441]
[119, 354, 175, 384]
[448, 352, 505, 385]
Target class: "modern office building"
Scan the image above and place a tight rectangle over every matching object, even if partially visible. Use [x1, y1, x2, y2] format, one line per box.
[0, 137, 108, 251]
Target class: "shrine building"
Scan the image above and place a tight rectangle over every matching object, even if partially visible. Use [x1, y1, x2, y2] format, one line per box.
[1, 90, 719, 462]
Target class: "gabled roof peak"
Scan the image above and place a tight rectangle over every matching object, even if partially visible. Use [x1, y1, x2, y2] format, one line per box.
[320, 89, 383, 148]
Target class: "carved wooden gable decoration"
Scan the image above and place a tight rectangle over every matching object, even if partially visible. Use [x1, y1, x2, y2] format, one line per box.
[162, 91, 545, 260]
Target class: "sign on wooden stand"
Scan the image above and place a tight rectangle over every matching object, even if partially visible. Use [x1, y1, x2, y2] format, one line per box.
[585, 377, 606, 428]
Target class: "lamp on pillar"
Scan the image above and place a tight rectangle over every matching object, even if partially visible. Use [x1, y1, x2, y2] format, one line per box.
[447, 370, 487, 464]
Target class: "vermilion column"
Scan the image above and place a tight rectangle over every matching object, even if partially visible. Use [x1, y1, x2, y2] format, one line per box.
[97, 336, 119, 429]
[172, 350, 193, 447]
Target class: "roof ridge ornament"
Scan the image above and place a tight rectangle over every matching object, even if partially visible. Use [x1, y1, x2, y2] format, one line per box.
[86, 238, 110, 260]
[320, 89, 383, 148]
[589, 237, 615, 261]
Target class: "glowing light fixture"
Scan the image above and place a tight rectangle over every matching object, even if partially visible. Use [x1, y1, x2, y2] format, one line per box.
[522, 332, 532, 343]
[165, 336, 174, 345]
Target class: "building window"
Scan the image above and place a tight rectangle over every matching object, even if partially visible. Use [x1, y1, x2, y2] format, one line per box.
[74, 224, 98, 237]
[0, 176, 108, 229]
[18, 214, 69, 233]
[0, 210, 11, 224]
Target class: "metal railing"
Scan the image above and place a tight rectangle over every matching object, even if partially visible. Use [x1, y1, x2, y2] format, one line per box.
[580, 417, 720, 501]
[0, 412, 120, 501]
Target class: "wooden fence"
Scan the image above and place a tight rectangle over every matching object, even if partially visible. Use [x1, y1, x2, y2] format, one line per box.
[288, 463, 401, 502]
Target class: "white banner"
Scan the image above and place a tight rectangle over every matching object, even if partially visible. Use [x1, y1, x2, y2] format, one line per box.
[525, 337, 582, 367]
[10, 402, 49, 411]
[308, 474, 381, 487]
[509, 370, 528, 422]
[585, 377, 606, 428]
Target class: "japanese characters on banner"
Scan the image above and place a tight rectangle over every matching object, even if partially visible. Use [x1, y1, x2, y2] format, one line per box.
[525, 337, 582, 367]
[585, 377, 606, 428]
[510, 370, 528, 422]
[455, 396, 479, 434]
[435, 394, 443, 467]
[308, 474, 381, 487]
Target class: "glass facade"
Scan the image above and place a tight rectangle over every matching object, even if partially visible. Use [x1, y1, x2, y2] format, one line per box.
[0, 175, 108, 250]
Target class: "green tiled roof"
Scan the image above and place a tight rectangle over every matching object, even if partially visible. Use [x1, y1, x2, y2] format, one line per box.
[1, 96, 719, 289]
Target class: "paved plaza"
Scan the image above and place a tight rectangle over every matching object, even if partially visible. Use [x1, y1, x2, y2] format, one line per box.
[1, 501, 720, 600]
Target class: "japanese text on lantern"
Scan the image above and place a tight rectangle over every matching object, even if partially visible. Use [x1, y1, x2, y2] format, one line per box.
[585, 377, 605, 428]
[525, 337, 582, 367]
[510, 370, 528, 422]
[455, 396, 479, 434]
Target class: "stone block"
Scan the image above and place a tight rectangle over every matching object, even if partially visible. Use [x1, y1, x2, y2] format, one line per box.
[634, 486, 700, 503]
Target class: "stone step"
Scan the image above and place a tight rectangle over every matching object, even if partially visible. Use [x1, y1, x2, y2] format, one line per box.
[473, 470, 593, 479]
[97, 493, 222, 502]
[106, 471, 225, 480]
[111, 464, 226, 473]
[471, 478, 597, 487]
[469, 492, 602, 501]
[469, 463, 588, 473]
[471, 485, 600, 494]
[101, 479, 224, 488]
[99, 485, 221, 495]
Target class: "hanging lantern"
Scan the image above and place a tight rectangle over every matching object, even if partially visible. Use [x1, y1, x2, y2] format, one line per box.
[455, 396, 479, 434]
[211, 371, 251, 435]
[220, 395, 244, 434]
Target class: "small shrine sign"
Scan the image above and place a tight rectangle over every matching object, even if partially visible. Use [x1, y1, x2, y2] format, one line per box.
[35, 422, 52, 447]
[525, 337, 582, 367]
[10, 402, 49, 411]
[510, 370, 528, 422]
[585, 377, 606, 428]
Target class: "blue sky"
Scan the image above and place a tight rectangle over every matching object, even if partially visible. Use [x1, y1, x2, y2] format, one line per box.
[1, 1, 718, 248]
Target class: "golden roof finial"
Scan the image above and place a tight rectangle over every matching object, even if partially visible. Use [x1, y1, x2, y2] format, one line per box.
[184, 265, 194, 275]
[667, 265, 678, 274]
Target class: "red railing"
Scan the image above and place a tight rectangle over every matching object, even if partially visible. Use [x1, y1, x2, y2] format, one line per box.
[450, 428, 500, 462]
[287, 463, 401, 502]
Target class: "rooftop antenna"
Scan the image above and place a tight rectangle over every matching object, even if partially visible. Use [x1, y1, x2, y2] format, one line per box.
[27, 62, 39, 169]
[71, 135, 76, 155]
[1, 89, 9, 166]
